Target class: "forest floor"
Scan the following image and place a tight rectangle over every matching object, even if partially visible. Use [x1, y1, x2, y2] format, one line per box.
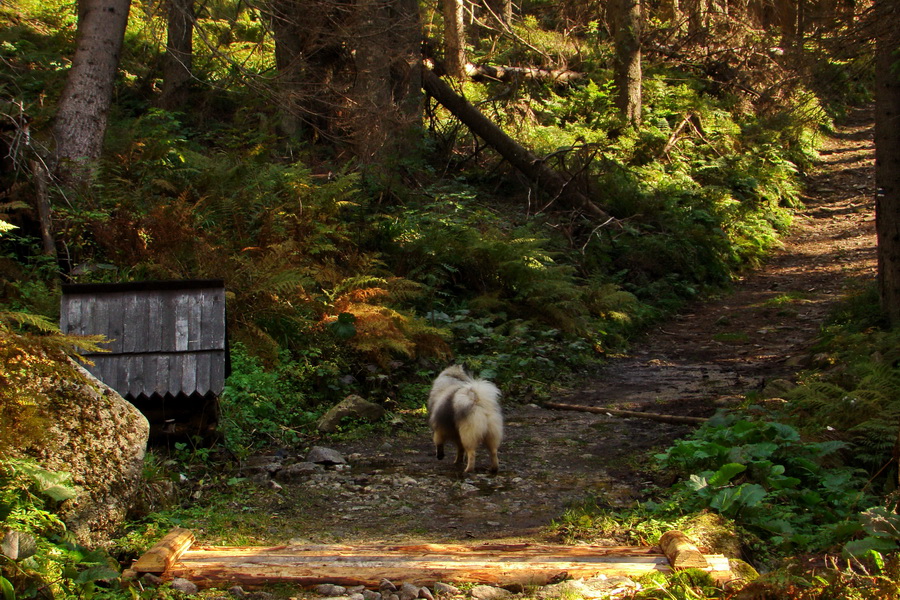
[220, 108, 877, 549]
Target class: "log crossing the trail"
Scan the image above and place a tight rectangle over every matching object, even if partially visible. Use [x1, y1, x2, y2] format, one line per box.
[130, 529, 732, 590]
[544, 401, 708, 425]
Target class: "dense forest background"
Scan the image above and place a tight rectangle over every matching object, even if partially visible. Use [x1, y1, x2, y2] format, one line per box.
[3, 0, 900, 598]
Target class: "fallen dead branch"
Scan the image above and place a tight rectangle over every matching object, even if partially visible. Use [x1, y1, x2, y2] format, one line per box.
[421, 69, 613, 221]
[543, 401, 708, 425]
[464, 63, 583, 84]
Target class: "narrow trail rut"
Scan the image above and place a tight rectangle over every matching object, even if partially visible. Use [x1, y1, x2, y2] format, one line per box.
[236, 110, 877, 549]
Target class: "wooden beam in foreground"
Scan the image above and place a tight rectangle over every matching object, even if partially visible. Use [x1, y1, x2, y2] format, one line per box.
[132, 527, 195, 574]
[157, 541, 731, 589]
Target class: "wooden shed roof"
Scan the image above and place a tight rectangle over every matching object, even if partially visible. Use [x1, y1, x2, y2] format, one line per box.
[60, 279, 229, 400]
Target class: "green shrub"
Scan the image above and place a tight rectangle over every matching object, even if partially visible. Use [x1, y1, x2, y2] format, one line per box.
[218, 345, 323, 457]
[0, 458, 122, 600]
[652, 412, 873, 553]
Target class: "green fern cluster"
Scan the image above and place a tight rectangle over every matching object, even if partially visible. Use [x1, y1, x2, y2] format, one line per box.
[785, 288, 900, 480]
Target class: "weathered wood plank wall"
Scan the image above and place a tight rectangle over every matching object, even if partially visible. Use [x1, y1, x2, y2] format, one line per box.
[60, 280, 227, 399]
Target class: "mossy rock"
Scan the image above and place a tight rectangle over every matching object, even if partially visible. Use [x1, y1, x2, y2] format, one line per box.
[681, 511, 743, 558]
[729, 558, 760, 584]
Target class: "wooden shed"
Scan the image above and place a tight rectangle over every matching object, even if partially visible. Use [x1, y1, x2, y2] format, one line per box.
[60, 279, 229, 442]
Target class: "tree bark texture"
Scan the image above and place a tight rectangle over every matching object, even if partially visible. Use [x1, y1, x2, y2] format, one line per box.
[611, 0, 642, 127]
[159, 0, 194, 110]
[351, 0, 424, 164]
[53, 0, 131, 182]
[352, 0, 394, 163]
[875, 0, 900, 326]
[421, 70, 611, 220]
[136, 535, 732, 589]
[442, 0, 466, 78]
[390, 0, 424, 123]
[269, 0, 349, 138]
[464, 63, 583, 84]
[30, 160, 56, 257]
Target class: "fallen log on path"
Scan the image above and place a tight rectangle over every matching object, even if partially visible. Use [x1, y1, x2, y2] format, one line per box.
[130, 530, 732, 589]
[544, 401, 708, 425]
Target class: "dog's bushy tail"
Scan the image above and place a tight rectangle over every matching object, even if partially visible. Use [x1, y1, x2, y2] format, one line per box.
[467, 379, 501, 406]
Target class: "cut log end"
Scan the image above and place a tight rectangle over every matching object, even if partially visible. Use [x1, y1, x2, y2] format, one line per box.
[659, 530, 709, 569]
[133, 527, 196, 574]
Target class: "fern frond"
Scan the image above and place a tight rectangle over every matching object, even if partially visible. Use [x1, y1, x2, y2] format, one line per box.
[0, 311, 59, 333]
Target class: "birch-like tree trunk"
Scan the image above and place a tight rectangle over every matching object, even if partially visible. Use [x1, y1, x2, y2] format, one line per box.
[442, 0, 466, 78]
[53, 0, 131, 183]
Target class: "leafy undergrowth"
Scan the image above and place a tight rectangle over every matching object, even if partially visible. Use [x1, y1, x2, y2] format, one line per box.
[1, 0, 892, 598]
[551, 286, 900, 598]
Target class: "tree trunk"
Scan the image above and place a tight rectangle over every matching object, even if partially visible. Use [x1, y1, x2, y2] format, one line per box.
[269, 0, 348, 139]
[159, 0, 194, 110]
[352, 0, 394, 163]
[53, 0, 131, 184]
[30, 159, 56, 257]
[875, 0, 900, 326]
[465, 63, 583, 84]
[684, 0, 706, 37]
[485, 0, 512, 23]
[442, 0, 466, 78]
[611, 0, 642, 127]
[421, 70, 612, 220]
[391, 0, 424, 123]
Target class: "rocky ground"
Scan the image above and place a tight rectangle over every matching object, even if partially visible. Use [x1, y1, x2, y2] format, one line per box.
[203, 109, 877, 554]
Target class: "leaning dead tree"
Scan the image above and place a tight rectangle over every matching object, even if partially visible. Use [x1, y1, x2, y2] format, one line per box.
[464, 63, 583, 84]
[421, 70, 612, 220]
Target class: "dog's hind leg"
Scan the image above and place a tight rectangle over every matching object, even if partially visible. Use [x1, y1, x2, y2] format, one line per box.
[463, 447, 477, 473]
[487, 446, 499, 474]
[486, 436, 500, 474]
[433, 431, 446, 460]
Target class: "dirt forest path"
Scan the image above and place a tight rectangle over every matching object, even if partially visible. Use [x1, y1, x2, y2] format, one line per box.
[245, 109, 877, 548]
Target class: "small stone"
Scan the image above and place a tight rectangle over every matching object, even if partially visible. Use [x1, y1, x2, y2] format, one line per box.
[317, 584, 348, 596]
[306, 447, 348, 465]
[362, 590, 382, 600]
[349, 594, 365, 600]
[275, 462, 324, 482]
[418, 587, 435, 600]
[140, 573, 162, 587]
[468, 585, 511, 600]
[241, 455, 283, 474]
[228, 585, 246, 598]
[399, 582, 420, 600]
[433, 582, 461, 597]
[171, 578, 199, 595]
[380, 579, 397, 593]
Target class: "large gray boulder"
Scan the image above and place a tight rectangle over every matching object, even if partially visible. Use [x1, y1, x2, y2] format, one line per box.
[17, 362, 149, 547]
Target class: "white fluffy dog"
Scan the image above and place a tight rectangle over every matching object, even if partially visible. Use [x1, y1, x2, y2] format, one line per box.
[427, 365, 503, 474]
